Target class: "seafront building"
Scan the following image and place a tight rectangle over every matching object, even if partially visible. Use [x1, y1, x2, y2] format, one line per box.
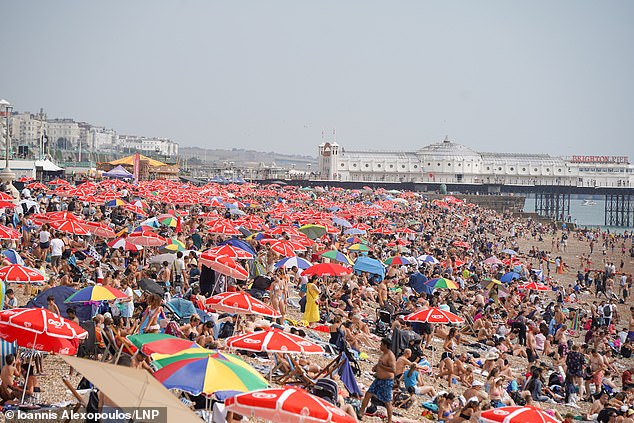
[318, 136, 633, 188]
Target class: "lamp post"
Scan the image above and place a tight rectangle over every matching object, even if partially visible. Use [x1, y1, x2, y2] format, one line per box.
[0, 99, 17, 199]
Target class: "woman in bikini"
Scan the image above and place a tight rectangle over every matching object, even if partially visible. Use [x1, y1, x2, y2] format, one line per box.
[143, 294, 163, 334]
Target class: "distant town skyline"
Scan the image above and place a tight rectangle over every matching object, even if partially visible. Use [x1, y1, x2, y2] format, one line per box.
[1, 1, 632, 159]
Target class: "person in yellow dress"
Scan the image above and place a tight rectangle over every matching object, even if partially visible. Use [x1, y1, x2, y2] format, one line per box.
[303, 276, 321, 323]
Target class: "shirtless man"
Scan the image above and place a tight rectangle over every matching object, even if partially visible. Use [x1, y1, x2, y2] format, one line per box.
[395, 348, 413, 379]
[377, 279, 388, 308]
[586, 349, 606, 399]
[526, 326, 538, 364]
[462, 380, 489, 402]
[358, 338, 396, 423]
[0, 354, 21, 402]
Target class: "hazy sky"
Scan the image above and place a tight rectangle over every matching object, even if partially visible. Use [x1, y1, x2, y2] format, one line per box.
[1, 1, 633, 158]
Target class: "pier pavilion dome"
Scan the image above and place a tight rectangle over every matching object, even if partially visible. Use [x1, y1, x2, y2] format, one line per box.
[416, 136, 482, 162]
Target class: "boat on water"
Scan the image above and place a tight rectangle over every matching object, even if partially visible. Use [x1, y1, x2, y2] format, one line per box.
[582, 199, 597, 206]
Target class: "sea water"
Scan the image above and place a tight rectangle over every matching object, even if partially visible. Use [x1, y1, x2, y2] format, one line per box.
[523, 195, 633, 234]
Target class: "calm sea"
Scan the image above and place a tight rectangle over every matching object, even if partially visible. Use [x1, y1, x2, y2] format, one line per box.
[523, 195, 633, 233]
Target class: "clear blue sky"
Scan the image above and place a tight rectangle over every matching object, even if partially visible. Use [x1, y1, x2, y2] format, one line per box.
[1, 1, 633, 158]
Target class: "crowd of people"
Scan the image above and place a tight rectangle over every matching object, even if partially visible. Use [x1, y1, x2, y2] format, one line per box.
[0, 180, 632, 423]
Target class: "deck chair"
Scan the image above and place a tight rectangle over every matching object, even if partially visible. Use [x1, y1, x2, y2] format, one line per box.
[62, 376, 87, 423]
[275, 354, 316, 388]
[461, 313, 478, 337]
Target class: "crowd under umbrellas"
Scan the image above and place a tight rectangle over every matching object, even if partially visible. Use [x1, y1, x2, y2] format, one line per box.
[0, 177, 630, 423]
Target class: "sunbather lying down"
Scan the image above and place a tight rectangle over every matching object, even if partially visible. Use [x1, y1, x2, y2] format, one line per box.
[273, 352, 322, 377]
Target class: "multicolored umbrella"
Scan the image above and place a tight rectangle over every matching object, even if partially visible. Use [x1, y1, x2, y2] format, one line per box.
[127, 333, 203, 356]
[302, 263, 352, 277]
[152, 350, 268, 396]
[348, 243, 371, 252]
[64, 285, 128, 303]
[274, 256, 312, 270]
[226, 328, 324, 354]
[426, 277, 459, 289]
[319, 249, 354, 265]
[480, 406, 560, 423]
[160, 238, 186, 253]
[226, 386, 356, 423]
[205, 292, 281, 318]
[403, 307, 464, 324]
[105, 198, 127, 207]
[0, 264, 45, 284]
[481, 278, 503, 291]
[384, 256, 412, 266]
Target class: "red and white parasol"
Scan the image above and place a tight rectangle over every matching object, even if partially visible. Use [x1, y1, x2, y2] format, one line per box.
[403, 307, 465, 324]
[225, 386, 356, 423]
[226, 328, 324, 354]
[0, 264, 46, 284]
[480, 406, 561, 423]
[206, 292, 281, 318]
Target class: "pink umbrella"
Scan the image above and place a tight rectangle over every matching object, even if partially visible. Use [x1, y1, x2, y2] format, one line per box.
[127, 231, 167, 247]
[200, 254, 249, 280]
[82, 221, 117, 238]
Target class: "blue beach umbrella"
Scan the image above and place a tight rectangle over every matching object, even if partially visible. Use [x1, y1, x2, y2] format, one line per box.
[500, 271, 521, 283]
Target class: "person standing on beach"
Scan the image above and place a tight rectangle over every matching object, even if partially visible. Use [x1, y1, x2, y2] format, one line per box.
[358, 337, 396, 423]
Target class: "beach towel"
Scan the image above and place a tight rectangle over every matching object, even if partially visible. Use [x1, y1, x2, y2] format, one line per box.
[0, 340, 17, 366]
[338, 354, 362, 397]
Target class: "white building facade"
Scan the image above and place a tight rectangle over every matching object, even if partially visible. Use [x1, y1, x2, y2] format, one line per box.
[47, 118, 80, 150]
[318, 137, 633, 188]
[117, 135, 179, 157]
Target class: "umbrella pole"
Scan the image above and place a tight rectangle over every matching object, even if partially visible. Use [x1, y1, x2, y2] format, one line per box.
[21, 332, 37, 405]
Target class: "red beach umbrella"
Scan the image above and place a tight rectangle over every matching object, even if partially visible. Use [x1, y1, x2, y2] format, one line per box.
[49, 219, 91, 236]
[226, 328, 324, 354]
[0, 264, 46, 284]
[480, 406, 561, 423]
[205, 245, 254, 260]
[82, 221, 117, 238]
[107, 237, 143, 252]
[518, 282, 550, 291]
[403, 307, 464, 324]
[226, 386, 356, 423]
[0, 225, 21, 240]
[0, 308, 87, 355]
[302, 263, 352, 277]
[205, 292, 281, 318]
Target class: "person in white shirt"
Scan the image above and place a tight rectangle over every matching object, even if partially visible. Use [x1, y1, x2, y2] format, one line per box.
[38, 224, 51, 261]
[50, 233, 65, 273]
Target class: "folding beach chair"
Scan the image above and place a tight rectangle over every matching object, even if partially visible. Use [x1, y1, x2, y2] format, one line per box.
[276, 354, 316, 388]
